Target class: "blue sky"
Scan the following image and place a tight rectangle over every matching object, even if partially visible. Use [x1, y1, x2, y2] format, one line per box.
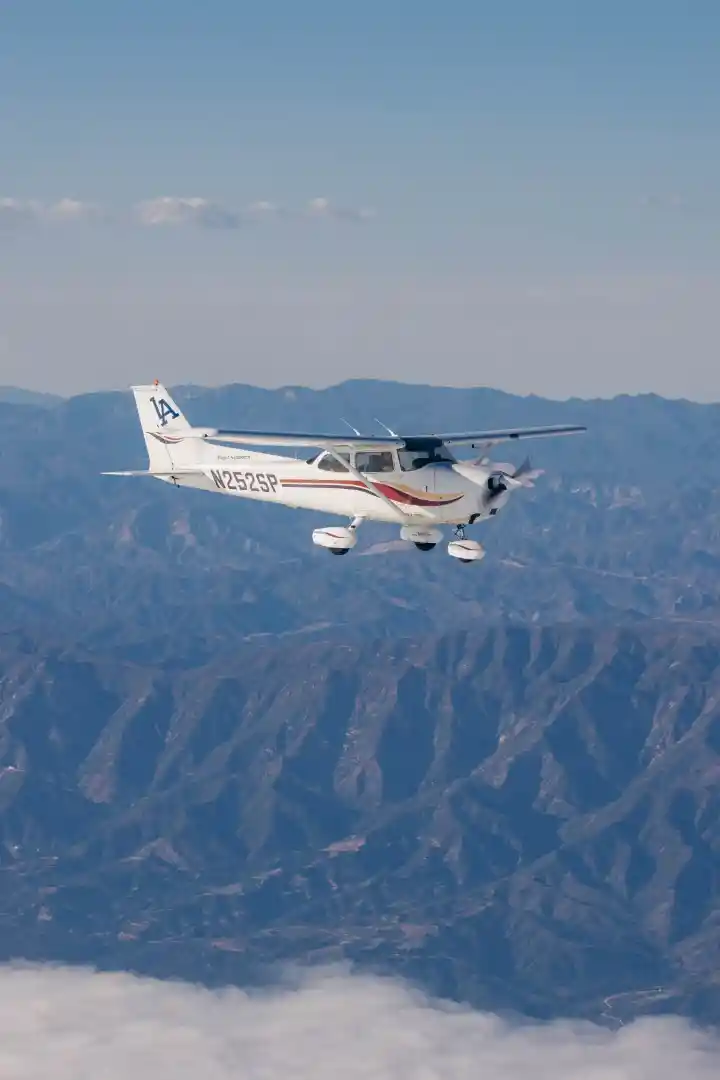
[2, 1, 719, 398]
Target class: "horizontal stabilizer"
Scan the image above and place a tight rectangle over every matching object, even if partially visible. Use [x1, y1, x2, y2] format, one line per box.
[101, 468, 204, 477]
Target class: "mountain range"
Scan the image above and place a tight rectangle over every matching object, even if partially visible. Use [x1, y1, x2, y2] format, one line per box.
[1, 380, 720, 1024]
[2, 380, 720, 654]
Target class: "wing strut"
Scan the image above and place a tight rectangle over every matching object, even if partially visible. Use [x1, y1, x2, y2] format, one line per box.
[324, 447, 413, 521]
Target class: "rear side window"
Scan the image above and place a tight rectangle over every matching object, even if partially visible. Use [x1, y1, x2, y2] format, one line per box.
[317, 452, 350, 471]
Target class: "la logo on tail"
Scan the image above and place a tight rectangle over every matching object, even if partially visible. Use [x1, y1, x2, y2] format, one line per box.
[150, 395, 180, 427]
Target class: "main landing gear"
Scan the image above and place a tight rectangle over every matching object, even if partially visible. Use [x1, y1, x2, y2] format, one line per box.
[311, 516, 363, 555]
[400, 525, 443, 551]
[312, 518, 485, 562]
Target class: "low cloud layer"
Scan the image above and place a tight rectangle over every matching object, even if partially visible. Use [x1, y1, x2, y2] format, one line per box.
[0, 962, 717, 1079]
[0, 195, 375, 230]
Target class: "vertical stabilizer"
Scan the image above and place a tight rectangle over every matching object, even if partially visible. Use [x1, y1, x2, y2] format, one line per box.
[131, 383, 211, 470]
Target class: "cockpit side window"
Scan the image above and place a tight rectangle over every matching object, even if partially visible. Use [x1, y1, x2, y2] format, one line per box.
[316, 451, 350, 471]
[354, 451, 395, 473]
[398, 444, 455, 471]
[398, 449, 431, 471]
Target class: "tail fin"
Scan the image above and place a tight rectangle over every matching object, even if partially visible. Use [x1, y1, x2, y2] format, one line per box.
[132, 383, 213, 470]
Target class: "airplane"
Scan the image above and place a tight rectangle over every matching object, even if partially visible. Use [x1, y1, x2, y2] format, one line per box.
[103, 382, 586, 563]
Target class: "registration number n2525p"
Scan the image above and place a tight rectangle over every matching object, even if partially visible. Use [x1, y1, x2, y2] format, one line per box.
[209, 469, 279, 494]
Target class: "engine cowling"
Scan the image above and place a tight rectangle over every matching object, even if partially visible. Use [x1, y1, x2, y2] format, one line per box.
[312, 526, 358, 554]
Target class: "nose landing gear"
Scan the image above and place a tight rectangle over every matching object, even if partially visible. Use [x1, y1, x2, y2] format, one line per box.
[448, 524, 485, 563]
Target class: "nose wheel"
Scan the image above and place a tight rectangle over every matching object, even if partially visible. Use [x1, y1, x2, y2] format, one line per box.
[449, 524, 484, 563]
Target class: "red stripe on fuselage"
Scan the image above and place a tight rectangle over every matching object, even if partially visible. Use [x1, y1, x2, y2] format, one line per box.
[280, 478, 463, 507]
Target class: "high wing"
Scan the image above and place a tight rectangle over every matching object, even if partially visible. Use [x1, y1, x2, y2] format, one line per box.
[432, 423, 586, 448]
[188, 428, 404, 450]
[188, 423, 585, 450]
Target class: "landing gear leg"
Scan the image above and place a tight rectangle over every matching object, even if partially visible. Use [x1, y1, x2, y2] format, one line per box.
[329, 516, 363, 555]
[454, 524, 468, 540]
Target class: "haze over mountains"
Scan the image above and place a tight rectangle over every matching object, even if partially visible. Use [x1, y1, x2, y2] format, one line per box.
[1, 380, 720, 1026]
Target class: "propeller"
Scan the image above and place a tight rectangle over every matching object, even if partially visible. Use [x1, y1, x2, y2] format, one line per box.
[511, 455, 544, 488]
[486, 456, 544, 499]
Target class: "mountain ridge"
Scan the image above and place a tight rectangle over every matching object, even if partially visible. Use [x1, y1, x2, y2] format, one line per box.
[1, 623, 720, 1022]
[0, 386, 63, 407]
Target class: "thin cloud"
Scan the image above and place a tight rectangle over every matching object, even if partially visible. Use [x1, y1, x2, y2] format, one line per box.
[0, 195, 376, 231]
[0, 963, 717, 1079]
[136, 195, 375, 228]
[304, 196, 376, 221]
[135, 196, 243, 229]
[0, 197, 100, 227]
[244, 199, 286, 220]
[44, 197, 103, 222]
[0, 198, 44, 228]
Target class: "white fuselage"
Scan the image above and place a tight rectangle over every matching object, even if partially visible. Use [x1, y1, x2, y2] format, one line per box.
[160, 445, 507, 526]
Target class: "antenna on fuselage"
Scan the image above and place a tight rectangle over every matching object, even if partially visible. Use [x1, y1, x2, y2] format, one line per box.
[340, 417, 362, 436]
